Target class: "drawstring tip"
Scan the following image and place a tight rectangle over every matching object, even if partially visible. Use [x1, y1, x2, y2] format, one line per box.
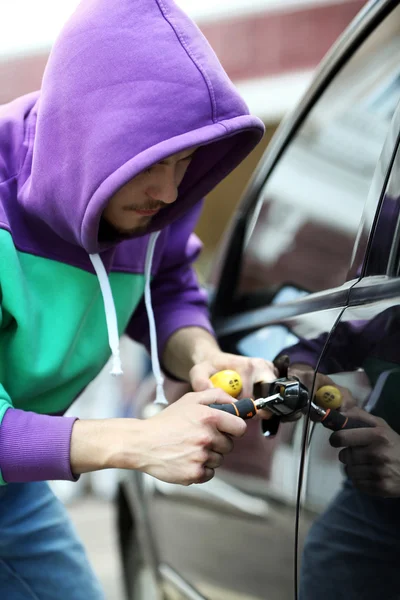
[154, 384, 168, 406]
[110, 354, 123, 377]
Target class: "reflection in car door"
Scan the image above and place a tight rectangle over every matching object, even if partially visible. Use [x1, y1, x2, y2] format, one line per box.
[296, 98, 400, 600]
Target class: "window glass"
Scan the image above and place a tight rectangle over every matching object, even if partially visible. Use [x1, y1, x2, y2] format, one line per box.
[237, 12, 400, 301]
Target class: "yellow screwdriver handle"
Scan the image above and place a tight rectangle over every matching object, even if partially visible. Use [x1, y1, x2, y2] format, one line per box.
[209, 370, 243, 398]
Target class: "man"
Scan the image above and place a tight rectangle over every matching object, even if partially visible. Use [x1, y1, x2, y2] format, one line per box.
[0, 0, 277, 597]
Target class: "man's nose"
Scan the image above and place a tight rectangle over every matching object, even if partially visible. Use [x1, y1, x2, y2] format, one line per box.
[146, 170, 178, 204]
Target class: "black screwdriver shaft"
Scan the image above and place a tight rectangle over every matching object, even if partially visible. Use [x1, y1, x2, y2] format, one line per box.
[209, 398, 258, 420]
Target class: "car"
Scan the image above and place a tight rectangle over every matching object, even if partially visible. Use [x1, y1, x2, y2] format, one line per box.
[116, 0, 400, 598]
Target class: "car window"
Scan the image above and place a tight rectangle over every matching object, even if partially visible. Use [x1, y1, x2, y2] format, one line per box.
[236, 11, 400, 304]
[363, 114, 400, 277]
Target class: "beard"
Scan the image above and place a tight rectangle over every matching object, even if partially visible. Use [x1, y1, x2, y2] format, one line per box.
[98, 215, 150, 243]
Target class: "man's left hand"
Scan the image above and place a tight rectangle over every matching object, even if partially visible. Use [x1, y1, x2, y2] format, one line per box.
[189, 351, 279, 420]
[330, 407, 400, 497]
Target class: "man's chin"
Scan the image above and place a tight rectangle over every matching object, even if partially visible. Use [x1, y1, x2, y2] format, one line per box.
[98, 216, 150, 242]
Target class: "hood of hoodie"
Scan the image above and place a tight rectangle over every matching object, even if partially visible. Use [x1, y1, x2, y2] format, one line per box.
[16, 0, 264, 254]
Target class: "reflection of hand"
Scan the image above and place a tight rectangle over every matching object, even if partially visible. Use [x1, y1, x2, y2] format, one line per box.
[330, 407, 400, 497]
[288, 363, 357, 412]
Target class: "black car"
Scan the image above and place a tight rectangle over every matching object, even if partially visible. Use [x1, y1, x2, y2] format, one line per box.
[117, 0, 400, 598]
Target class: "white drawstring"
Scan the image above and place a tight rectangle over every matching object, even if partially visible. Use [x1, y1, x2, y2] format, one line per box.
[89, 253, 123, 376]
[89, 235, 168, 405]
[144, 232, 168, 406]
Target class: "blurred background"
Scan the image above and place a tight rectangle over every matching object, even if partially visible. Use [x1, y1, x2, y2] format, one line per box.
[0, 1, 368, 598]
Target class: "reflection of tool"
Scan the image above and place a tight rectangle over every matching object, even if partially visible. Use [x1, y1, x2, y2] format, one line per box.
[209, 370, 373, 430]
[315, 385, 342, 410]
[312, 385, 374, 430]
[310, 402, 373, 431]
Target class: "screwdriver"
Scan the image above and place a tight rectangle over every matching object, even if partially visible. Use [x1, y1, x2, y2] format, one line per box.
[209, 370, 374, 430]
[208, 370, 295, 420]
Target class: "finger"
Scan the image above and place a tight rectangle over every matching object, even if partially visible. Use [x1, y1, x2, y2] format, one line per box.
[204, 451, 224, 469]
[330, 411, 382, 448]
[330, 429, 377, 449]
[256, 408, 275, 421]
[345, 464, 382, 481]
[214, 411, 247, 438]
[341, 406, 382, 425]
[338, 447, 382, 466]
[188, 388, 235, 405]
[339, 388, 358, 411]
[239, 363, 276, 400]
[350, 479, 388, 497]
[273, 355, 290, 378]
[211, 432, 234, 455]
[190, 363, 215, 392]
[197, 467, 215, 484]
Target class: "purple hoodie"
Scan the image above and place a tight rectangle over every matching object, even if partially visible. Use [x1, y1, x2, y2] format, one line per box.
[0, 0, 264, 483]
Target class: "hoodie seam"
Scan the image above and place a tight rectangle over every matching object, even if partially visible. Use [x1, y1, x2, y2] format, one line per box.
[0, 118, 34, 184]
[18, 116, 36, 180]
[155, 0, 218, 123]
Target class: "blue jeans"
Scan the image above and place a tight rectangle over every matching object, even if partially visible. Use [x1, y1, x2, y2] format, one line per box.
[0, 482, 104, 599]
[300, 479, 400, 600]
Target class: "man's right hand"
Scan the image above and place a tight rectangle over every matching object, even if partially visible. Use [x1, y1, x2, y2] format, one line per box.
[135, 388, 246, 485]
[70, 388, 246, 486]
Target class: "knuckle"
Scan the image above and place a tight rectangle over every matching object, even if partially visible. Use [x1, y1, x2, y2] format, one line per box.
[374, 428, 389, 444]
[199, 411, 217, 426]
[192, 465, 206, 482]
[198, 449, 210, 464]
[377, 450, 390, 466]
[197, 432, 214, 448]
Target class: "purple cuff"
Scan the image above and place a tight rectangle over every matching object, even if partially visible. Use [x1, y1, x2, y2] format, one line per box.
[0, 408, 78, 483]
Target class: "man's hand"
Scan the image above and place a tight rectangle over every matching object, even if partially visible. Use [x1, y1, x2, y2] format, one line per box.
[163, 327, 278, 419]
[71, 388, 246, 486]
[288, 363, 357, 413]
[190, 352, 278, 397]
[330, 407, 400, 497]
[190, 351, 279, 420]
[131, 388, 247, 485]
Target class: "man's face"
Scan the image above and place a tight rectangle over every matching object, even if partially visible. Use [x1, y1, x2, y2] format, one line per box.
[102, 147, 197, 237]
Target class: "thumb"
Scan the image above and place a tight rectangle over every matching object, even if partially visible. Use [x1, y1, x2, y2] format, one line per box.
[188, 388, 234, 406]
[190, 362, 215, 392]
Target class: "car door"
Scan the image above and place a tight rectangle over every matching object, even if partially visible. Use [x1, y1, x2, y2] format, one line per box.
[119, 2, 400, 599]
[297, 95, 400, 598]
